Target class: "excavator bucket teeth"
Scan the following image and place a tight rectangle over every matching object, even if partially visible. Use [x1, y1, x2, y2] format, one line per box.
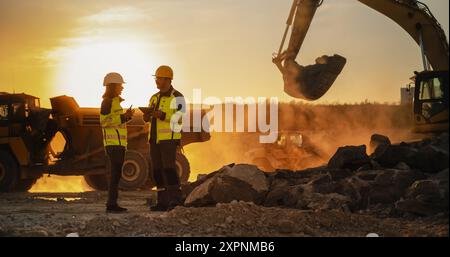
[283, 54, 347, 100]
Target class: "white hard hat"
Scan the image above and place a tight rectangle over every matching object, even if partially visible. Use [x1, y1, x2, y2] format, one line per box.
[103, 72, 126, 86]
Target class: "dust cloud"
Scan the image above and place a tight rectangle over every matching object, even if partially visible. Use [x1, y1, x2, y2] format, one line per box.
[185, 102, 420, 180]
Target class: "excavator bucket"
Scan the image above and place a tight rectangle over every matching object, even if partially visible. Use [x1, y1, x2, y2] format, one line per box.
[282, 54, 346, 100]
[275, 0, 347, 100]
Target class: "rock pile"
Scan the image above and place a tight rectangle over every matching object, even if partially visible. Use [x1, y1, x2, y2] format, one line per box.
[183, 133, 449, 217]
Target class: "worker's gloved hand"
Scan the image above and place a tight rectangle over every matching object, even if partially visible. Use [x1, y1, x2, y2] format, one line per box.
[152, 110, 166, 120]
[143, 112, 151, 122]
[124, 109, 135, 120]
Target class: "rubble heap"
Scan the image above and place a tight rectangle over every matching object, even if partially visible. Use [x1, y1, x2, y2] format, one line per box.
[183, 133, 449, 217]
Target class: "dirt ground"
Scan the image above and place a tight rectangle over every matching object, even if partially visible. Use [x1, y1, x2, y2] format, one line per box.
[0, 191, 447, 237]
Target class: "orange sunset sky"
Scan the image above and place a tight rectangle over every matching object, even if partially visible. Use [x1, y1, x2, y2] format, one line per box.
[0, 0, 448, 108]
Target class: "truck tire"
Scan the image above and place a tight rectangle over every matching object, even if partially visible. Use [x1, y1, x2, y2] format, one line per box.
[142, 158, 155, 190]
[84, 174, 108, 191]
[0, 150, 19, 192]
[176, 152, 190, 184]
[119, 150, 149, 190]
[14, 177, 40, 192]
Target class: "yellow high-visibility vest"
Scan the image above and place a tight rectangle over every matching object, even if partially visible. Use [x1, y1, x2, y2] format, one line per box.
[100, 97, 127, 147]
[148, 89, 184, 144]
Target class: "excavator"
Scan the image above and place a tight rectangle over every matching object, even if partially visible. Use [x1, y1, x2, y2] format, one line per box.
[273, 0, 449, 133]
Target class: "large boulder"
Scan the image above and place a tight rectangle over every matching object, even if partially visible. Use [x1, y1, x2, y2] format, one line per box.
[264, 184, 304, 207]
[181, 164, 234, 199]
[221, 164, 269, 193]
[432, 133, 449, 152]
[307, 173, 347, 195]
[405, 180, 442, 200]
[328, 168, 353, 181]
[335, 176, 371, 211]
[328, 145, 370, 170]
[268, 166, 329, 185]
[431, 169, 449, 204]
[371, 143, 418, 168]
[396, 178, 448, 216]
[369, 134, 391, 154]
[183, 176, 217, 206]
[368, 169, 426, 205]
[355, 169, 383, 181]
[372, 136, 449, 173]
[413, 145, 449, 173]
[184, 164, 269, 206]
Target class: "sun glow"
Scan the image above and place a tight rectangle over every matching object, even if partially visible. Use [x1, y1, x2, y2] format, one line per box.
[48, 6, 164, 108]
[51, 39, 160, 108]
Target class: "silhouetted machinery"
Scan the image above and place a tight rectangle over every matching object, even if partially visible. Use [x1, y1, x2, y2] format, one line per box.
[274, 0, 448, 133]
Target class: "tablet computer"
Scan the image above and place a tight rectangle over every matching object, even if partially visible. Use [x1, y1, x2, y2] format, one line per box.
[138, 107, 153, 114]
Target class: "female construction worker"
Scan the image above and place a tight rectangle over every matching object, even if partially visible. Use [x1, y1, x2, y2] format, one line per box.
[100, 72, 134, 213]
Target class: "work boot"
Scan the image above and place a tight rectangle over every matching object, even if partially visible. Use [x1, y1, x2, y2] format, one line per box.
[166, 185, 183, 211]
[106, 205, 128, 213]
[150, 204, 168, 212]
[150, 189, 169, 212]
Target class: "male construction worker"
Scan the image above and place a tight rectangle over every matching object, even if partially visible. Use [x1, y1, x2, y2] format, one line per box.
[143, 65, 186, 211]
[100, 72, 134, 213]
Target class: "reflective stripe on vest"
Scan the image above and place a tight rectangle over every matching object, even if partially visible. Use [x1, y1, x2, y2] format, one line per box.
[148, 90, 183, 144]
[100, 97, 127, 147]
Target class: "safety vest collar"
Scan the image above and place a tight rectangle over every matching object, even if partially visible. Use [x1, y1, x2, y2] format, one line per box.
[158, 86, 174, 97]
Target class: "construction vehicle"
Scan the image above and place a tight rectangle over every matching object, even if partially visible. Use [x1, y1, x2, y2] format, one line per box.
[244, 130, 327, 171]
[273, 0, 449, 134]
[0, 93, 210, 192]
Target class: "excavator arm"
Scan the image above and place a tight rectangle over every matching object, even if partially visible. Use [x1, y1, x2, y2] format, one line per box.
[275, 0, 449, 100]
[359, 0, 449, 71]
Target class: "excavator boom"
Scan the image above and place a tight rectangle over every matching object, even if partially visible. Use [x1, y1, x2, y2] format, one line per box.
[276, 0, 449, 100]
[359, 0, 449, 71]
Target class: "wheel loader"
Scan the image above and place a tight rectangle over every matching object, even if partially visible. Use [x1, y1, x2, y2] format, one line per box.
[244, 130, 327, 172]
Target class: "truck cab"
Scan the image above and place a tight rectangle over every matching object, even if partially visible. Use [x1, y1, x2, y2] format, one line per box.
[0, 93, 56, 191]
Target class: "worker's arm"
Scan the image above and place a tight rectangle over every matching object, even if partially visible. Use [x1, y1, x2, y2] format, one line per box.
[143, 97, 158, 122]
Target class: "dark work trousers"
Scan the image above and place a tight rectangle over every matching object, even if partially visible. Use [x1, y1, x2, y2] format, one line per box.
[150, 141, 180, 188]
[105, 145, 125, 206]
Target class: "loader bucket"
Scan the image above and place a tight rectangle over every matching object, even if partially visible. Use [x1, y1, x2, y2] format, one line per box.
[50, 95, 80, 117]
[283, 54, 347, 100]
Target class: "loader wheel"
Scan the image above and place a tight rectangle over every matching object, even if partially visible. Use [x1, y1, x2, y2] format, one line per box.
[119, 150, 149, 190]
[14, 177, 40, 192]
[141, 159, 154, 190]
[176, 152, 190, 183]
[0, 150, 19, 192]
[84, 174, 108, 191]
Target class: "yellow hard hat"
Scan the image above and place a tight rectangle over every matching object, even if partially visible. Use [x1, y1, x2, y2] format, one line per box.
[154, 65, 173, 79]
[103, 72, 125, 86]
